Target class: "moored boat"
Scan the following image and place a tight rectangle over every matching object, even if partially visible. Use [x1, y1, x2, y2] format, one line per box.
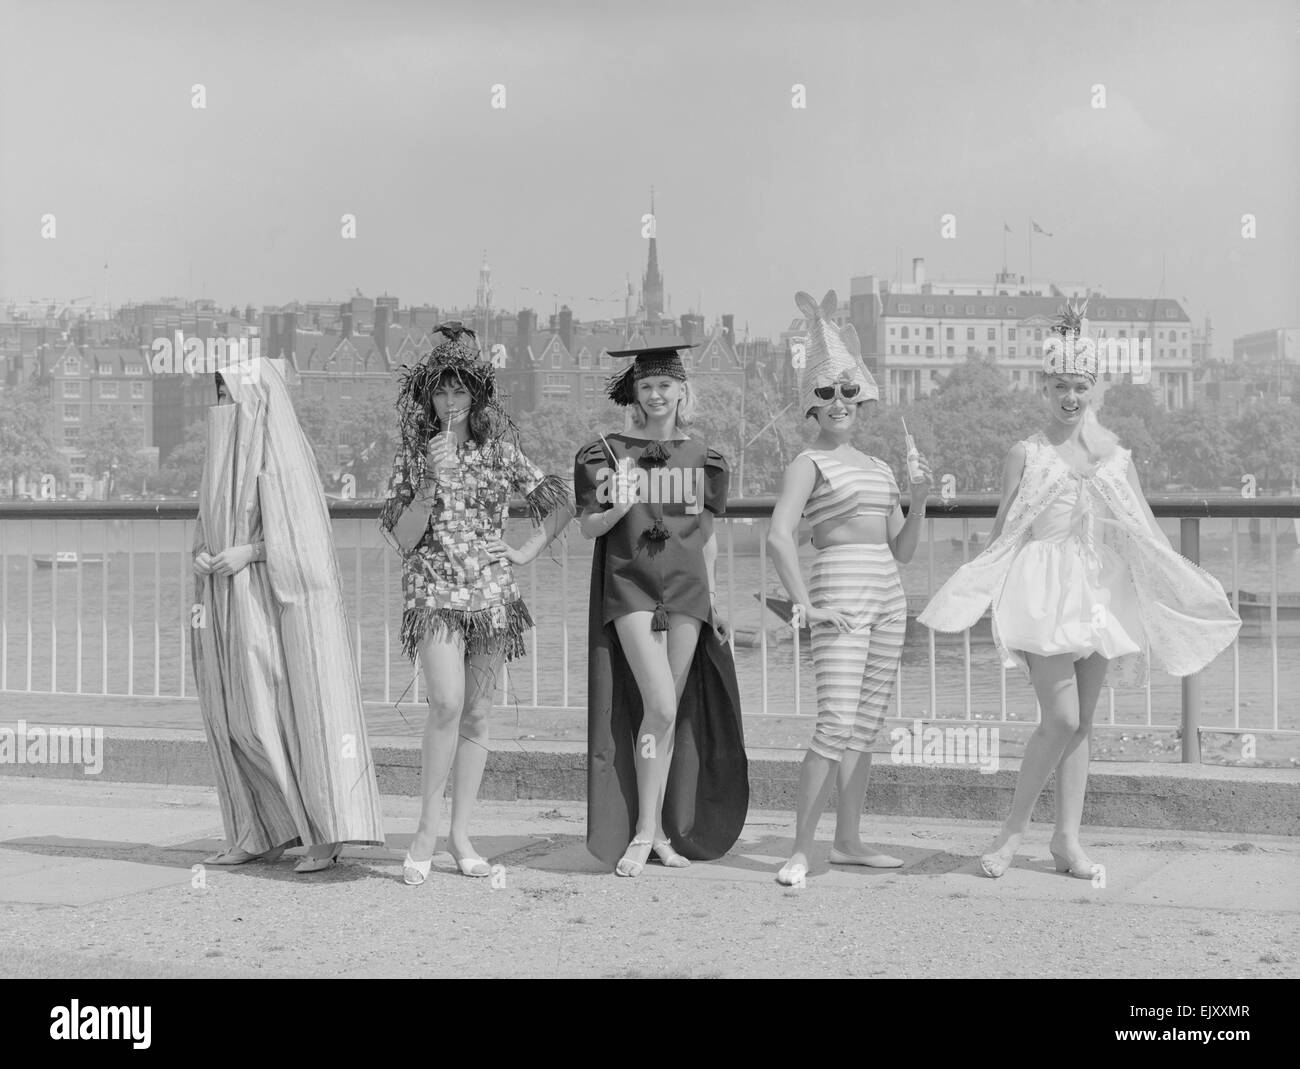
[33, 552, 107, 569]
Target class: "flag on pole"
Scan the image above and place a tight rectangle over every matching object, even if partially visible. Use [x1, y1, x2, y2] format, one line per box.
[1003, 222, 1012, 233]
[1031, 220, 1053, 237]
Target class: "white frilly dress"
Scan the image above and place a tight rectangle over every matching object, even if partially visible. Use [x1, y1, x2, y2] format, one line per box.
[917, 433, 1241, 686]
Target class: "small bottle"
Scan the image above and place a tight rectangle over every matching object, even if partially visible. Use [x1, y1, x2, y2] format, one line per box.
[613, 456, 636, 504]
[902, 417, 923, 483]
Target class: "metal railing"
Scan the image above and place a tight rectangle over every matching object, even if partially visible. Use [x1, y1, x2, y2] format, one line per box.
[2, 496, 1297, 762]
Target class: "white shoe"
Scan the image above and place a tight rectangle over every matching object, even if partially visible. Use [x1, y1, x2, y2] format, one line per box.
[403, 852, 433, 886]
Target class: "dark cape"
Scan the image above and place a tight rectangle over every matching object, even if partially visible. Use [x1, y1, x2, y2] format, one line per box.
[577, 436, 749, 866]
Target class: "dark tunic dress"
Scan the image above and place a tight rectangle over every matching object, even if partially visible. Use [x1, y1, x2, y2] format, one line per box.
[574, 434, 749, 866]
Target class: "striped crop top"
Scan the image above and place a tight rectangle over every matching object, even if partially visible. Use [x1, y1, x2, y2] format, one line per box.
[798, 449, 900, 528]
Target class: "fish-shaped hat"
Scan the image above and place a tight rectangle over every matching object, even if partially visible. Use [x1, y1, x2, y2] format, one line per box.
[796, 290, 879, 415]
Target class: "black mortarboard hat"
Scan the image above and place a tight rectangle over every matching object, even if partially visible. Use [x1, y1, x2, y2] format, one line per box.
[605, 342, 699, 406]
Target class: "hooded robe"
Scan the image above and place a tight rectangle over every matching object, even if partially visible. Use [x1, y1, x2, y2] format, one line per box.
[191, 358, 385, 852]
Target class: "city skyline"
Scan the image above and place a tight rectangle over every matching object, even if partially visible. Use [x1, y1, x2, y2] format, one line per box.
[2, 0, 1297, 349]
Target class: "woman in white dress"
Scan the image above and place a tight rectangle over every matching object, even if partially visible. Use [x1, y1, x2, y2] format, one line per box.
[919, 301, 1240, 880]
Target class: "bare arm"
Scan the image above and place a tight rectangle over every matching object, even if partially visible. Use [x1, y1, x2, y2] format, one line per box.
[765, 455, 818, 612]
[392, 487, 435, 555]
[701, 512, 718, 595]
[986, 442, 1027, 544]
[579, 458, 634, 539]
[579, 497, 632, 539]
[887, 457, 933, 564]
[513, 503, 575, 563]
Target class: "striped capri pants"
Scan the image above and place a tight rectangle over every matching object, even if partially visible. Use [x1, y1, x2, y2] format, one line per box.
[807, 543, 907, 761]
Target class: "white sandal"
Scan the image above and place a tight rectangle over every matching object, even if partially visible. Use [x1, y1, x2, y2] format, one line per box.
[403, 852, 433, 886]
[615, 838, 653, 877]
[450, 854, 492, 878]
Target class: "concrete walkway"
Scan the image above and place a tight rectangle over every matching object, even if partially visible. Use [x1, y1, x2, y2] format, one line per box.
[1, 778, 1295, 979]
[5, 696, 1299, 835]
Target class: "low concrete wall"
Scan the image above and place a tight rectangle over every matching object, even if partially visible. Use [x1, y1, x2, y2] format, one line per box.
[2, 728, 1296, 836]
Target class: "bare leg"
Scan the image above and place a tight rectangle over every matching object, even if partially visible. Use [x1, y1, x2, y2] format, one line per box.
[784, 751, 839, 878]
[830, 752, 903, 866]
[446, 650, 504, 868]
[409, 628, 467, 864]
[831, 612, 906, 865]
[1051, 653, 1108, 869]
[982, 651, 1081, 875]
[613, 611, 700, 873]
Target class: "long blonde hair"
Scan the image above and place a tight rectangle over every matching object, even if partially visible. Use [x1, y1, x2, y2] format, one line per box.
[1079, 405, 1120, 459]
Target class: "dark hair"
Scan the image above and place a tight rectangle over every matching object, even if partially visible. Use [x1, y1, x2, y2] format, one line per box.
[214, 372, 226, 399]
[423, 371, 498, 444]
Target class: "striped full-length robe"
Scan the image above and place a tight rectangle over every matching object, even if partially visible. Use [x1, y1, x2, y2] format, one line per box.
[191, 359, 385, 853]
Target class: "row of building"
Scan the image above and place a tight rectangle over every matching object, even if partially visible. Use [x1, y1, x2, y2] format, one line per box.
[2, 243, 1294, 498]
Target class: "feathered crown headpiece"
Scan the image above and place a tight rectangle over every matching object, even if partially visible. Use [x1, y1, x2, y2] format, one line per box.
[1043, 298, 1097, 381]
[393, 321, 520, 451]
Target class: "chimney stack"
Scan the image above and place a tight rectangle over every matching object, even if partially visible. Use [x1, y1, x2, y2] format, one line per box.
[912, 257, 926, 288]
[680, 313, 704, 346]
[341, 311, 353, 339]
[558, 306, 573, 355]
[283, 311, 297, 361]
[721, 314, 735, 349]
[516, 308, 534, 365]
[373, 305, 388, 359]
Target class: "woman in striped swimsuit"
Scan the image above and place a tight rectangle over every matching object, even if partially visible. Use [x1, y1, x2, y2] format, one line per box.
[766, 291, 932, 886]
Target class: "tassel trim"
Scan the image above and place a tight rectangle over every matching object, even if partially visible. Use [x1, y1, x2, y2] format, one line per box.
[378, 486, 414, 533]
[651, 603, 669, 631]
[399, 601, 533, 662]
[524, 474, 572, 526]
[639, 440, 670, 466]
[606, 366, 638, 406]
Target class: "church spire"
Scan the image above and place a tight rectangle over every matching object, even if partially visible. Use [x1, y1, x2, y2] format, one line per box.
[642, 187, 663, 323]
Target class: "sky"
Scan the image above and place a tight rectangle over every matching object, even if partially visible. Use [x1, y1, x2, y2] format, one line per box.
[2, 0, 1297, 349]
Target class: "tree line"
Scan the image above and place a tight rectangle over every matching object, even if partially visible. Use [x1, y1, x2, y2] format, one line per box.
[2, 357, 1296, 499]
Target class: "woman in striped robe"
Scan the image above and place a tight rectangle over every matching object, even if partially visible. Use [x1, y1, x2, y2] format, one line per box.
[191, 359, 385, 873]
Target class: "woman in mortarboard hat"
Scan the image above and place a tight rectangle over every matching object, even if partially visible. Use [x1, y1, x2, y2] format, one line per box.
[574, 343, 748, 875]
[766, 290, 933, 887]
[192, 361, 385, 873]
[380, 323, 573, 886]
[920, 300, 1240, 880]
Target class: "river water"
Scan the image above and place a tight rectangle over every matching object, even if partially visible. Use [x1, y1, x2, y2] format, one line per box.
[1, 515, 1295, 735]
